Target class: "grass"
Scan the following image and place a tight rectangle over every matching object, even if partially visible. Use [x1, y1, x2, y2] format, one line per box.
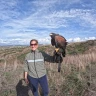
[46, 44, 96, 96]
[17, 53, 28, 63]
[0, 89, 16, 96]
[61, 71, 86, 96]
[66, 40, 96, 55]
[0, 59, 5, 63]
[0, 40, 96, 96]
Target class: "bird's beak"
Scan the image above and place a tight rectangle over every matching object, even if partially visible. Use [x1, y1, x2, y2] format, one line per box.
[50, 33, 52, 36]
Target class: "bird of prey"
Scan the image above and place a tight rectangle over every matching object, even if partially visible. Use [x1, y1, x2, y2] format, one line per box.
[50, 33, 67, 57]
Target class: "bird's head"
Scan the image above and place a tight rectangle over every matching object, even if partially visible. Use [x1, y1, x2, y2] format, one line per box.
[50, 33, 57, 37]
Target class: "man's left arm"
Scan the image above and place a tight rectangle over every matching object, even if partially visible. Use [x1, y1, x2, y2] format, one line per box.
[41, 51, 54, 63]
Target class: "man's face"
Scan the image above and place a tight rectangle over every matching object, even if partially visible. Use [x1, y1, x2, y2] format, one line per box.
[30, 41, 38, 51]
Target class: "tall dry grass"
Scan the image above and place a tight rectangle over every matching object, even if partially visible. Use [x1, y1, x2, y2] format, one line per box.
[0, 42, 96, 96]
[46, 51, 96, 96]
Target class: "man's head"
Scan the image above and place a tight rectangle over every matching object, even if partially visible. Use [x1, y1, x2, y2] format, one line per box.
[30, 39, 38, 51]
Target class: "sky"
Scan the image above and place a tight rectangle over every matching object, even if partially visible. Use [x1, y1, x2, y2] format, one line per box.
[0, 0, 96, 45]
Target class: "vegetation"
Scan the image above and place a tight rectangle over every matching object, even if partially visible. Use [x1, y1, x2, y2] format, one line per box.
[0, 59, 5, 63]
[0, 40, 96, 96]
[66, 40, 96, 55]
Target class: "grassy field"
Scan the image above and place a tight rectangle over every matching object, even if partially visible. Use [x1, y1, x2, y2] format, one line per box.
[0, 40, 96, 96]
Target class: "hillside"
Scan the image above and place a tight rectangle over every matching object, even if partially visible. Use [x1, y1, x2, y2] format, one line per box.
[0, 40, 96, 96]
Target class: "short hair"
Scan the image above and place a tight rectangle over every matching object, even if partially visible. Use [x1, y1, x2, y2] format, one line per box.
[30, 39, 38, 45]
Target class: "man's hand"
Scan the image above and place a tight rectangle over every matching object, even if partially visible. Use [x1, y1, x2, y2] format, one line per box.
[25, 78, 29, 84]
[24, 72, 29, 84]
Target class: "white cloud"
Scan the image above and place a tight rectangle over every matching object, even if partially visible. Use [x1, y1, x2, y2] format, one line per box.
[85, 37, 96, 40]
[68, 37, 96, 42]
[0, 36, 95, 45]
[0, 0, 19, 20]
[74, 37, 82, 42]
[38, 37, 51, 44]
[81, 12, 96, 27]
[1, 0, 96, 31]
[0, 36, 51, 45]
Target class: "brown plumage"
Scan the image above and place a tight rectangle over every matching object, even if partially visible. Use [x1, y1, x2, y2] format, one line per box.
[50, 33, 67, 57]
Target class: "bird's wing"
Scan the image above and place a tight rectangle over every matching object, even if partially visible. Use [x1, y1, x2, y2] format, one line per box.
[55, 35, 66, 44]
[51, 38, 55, 46]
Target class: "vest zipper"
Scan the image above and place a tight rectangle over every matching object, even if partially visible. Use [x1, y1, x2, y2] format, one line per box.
[34, 51, 39, 78]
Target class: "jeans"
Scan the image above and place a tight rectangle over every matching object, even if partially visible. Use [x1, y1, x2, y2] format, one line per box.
[28, 75, 49, 96]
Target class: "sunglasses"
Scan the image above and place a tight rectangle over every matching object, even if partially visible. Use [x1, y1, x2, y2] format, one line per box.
[30, 43, 37, 46]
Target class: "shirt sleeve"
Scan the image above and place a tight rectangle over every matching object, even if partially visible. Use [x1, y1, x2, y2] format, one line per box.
[41, 51, 54, 62]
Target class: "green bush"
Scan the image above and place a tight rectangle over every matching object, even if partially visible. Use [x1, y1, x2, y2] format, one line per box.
[61, 71, 87, 96]
[0, 59, 5, 63]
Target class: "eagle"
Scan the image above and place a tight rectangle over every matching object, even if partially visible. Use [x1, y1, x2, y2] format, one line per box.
[50, 33, 67, 57]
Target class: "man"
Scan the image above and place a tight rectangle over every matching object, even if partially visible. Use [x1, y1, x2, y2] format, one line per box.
[24, 39, 52, 96]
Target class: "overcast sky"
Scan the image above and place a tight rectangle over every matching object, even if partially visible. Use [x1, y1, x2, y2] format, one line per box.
[0, 0, 96, 45]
